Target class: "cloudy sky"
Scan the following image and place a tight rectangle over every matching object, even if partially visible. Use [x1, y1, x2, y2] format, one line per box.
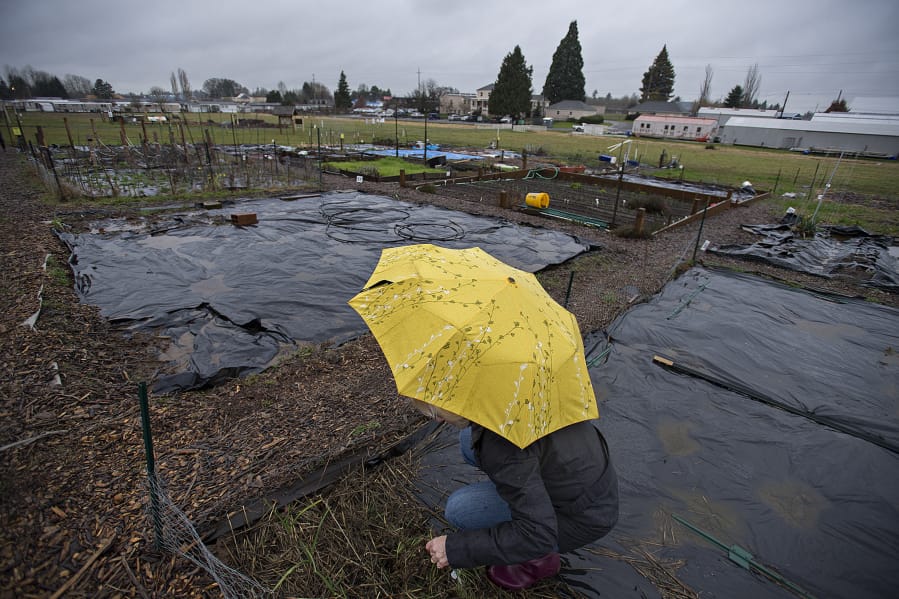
[2, 0, 897, 114]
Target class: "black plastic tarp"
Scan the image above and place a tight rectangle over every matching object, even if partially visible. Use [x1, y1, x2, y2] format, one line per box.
[712, 223, 899, 291]
[58, 192, 591, 392]
[414, 267, 899, 598]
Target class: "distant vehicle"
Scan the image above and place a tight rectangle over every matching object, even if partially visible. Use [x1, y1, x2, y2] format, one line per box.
[447, 114, 462, 121]
[500, 116, 512, 124]
[428, 112, 439, 120]
[463, 115, 477, 122]
[572, 124, 585, 133]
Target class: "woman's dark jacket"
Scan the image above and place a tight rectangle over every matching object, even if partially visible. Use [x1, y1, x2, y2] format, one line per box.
[445, 420, 619, 567]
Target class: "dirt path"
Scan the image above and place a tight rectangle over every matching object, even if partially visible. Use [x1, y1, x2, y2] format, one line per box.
[0, 149, 893, 597]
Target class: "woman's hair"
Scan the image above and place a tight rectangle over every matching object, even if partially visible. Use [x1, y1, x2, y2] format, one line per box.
[407, 398, 469, 427]
[408, 397, 438, 419]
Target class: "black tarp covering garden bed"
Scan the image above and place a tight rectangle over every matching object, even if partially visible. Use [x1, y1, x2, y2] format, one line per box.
[712, 223, 898, 292]
[58, 191, 591, 392]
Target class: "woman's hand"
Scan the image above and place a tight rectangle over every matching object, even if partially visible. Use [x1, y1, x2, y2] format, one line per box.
[425, 535, 449, 568]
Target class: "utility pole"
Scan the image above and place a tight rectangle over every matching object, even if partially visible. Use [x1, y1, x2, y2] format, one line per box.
[778, 91, 790, 119]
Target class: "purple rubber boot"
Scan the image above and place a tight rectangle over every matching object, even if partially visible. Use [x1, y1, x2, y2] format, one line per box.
[487, 552, 561, 590]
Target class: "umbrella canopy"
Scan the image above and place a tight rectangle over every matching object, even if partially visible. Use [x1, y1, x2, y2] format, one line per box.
[348, 244, 598, 449]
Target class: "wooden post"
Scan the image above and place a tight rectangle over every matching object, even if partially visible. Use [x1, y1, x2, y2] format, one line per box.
[499, 191, 509, 208]
[522, 149, 527, 170]
[634, 207, 646, 236]
[399, 169, 406, 187]
[204, 129, 216, 189]
[89, 118, 98, 165]
[691, 197, 701, 214]
[119, 119, 134, 165]
[63, 117, 75, 158]
[179, 122, 190, 165]
[35, 126, 45, 147]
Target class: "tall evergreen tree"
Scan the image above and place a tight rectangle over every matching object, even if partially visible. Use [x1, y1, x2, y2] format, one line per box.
[639, 45, 675, 101]
[542, 21, 586, 104]
[92, 78, 114, 99]
[488, 45, 533, 119]
[723, 85, 744, 108]
[335, 71, 352, 112]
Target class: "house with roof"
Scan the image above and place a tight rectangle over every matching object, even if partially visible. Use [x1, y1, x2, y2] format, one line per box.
[439, 92, 477, 116]
[546, 100, 604, 121]
[630, 100, 691, 117]
[463, 85, 550, 118]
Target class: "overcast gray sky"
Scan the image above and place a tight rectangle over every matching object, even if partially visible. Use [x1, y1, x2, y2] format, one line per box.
[2, 0, 897, 114]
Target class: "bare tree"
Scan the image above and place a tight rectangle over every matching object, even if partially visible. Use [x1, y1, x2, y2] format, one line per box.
[63, 74, 92, 98]
[149, 86, 167, 111]
[170, 72, 179, 99]
[742, 63, 761, 108]
[177, 68, 191, 101]
[699, 64, 713, 106]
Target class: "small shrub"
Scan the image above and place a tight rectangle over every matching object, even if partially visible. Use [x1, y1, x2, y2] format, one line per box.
[793, 214, 818, 238]
[570, 182, 582, 190]
[626, 195, 670, 215]
[418, 183, 437, 194]
[357, 166, 380, 178]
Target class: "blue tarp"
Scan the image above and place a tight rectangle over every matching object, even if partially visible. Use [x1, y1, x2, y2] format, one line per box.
[364, 148, 485, 161]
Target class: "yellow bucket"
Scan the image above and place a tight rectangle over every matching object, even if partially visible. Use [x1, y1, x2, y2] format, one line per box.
[525, 192, 550, 209]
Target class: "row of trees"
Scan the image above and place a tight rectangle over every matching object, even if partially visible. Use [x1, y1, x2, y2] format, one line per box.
[0, 67, 116, 100]
[4, 46, 844, 115]
[485, 27, 797, 120]
[486, 22, 679, 121]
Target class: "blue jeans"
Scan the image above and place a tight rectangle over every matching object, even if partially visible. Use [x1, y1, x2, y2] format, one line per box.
[444, 427, 512, 530]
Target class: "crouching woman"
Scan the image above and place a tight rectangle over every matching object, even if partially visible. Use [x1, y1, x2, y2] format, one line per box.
[417, 400, 619, 591]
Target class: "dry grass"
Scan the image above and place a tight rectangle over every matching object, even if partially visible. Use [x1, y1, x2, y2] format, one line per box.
[212, 446, 570, 598]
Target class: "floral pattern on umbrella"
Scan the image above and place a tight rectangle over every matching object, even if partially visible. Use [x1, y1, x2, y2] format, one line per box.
[349, 244, 597, 449]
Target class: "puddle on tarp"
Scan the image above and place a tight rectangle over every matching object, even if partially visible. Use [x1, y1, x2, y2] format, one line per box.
[58, 191, 591, 392]
[413, 267, 899, 598]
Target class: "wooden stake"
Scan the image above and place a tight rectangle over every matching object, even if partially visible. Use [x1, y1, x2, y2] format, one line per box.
[634, 207, 646, 236]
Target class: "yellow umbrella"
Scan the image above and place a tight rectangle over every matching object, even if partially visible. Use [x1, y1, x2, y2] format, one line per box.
[348, 244, 597, 449]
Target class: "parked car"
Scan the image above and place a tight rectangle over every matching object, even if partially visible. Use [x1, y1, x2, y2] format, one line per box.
[447, 114, 462, 121]
[500, 116, 513, 124]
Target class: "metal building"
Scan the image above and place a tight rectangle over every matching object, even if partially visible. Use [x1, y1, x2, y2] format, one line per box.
[717, 115, 899, 157]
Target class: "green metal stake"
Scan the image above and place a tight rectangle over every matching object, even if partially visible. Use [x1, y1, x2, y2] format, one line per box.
[672, 514, 816, 598]
[563, 271, 575, 308]
[138, 382, 163, 550]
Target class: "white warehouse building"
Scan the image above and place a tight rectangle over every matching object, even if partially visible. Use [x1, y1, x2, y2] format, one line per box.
[717, 115, 899, 158]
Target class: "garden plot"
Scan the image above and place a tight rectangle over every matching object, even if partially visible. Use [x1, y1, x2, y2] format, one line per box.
[58, 191, 591, 392]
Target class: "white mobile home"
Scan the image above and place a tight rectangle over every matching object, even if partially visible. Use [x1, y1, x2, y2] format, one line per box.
[632, 115, 718, 142]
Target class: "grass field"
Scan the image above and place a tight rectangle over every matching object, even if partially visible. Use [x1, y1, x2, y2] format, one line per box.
[7, 110, 899, 235]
